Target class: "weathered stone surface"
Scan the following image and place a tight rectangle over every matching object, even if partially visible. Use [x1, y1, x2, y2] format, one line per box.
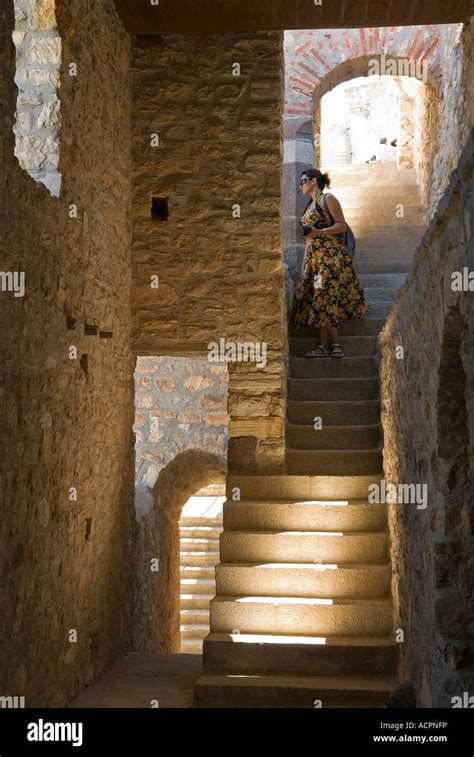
[0, 0, 133, 707]
[131, 32, 287, 471]
[379, 137, 474, 708]
[12, 1, 62, 194]
[28, 35, 61, 64]
[14, 134, 59, 169]
[134, 356, 229, 484]
[31, 0, 56, 31]
[36, 97, 60, 128]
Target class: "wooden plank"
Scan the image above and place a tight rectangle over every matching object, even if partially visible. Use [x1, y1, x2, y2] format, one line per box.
[113, 0, 472, 36]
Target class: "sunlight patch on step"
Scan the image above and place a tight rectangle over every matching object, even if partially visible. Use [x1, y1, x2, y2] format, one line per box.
[233, 596, 334, 605]
[225, 633, 329, 645]
[289, 500, 350, 507]
[247, 563, 339, 570]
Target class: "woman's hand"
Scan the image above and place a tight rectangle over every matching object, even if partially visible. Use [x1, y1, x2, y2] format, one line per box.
[306, 227, 325, 238]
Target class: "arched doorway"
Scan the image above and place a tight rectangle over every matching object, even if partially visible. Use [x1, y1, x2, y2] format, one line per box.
[150, 449, 226, 652]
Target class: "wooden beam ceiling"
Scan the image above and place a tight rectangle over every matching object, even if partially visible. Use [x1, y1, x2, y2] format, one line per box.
[114, 0, 471, 36]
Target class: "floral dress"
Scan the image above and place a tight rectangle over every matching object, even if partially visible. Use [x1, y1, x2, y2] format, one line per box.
[292, 197, 368, 329]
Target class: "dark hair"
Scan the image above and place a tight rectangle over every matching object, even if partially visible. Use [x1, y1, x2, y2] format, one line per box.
[301, 168, 331, 190]
[301, 168, 331, 216]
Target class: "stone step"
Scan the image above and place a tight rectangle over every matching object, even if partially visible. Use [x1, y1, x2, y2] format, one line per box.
[285, 448, 383, 476]
[331, 174, 418, 188]
[180, 639, 203, 654]
[287, 399, 380, 426]
[364, 287, 400, 303]
[354, 243, 418, 256]
[288, 377, 379, 401]
[216, 562, 391, 599]
[180, 608, 210, 624]
[202, 632, 398, 677]
[351, 224, 423, 238]
[180, 538, 220, 553]
[336, 196, 421, 211]
[193, 672, 395, 707]
[286, 422, 382, 450]
[366, 302, 393, 317]
[181, 577, 216, 594]
[330, 164, 415, 175]
[210, 595, 393, 636]
[180, 566, 216, 579]
[291, 318, 385, 338]
[181, 593, 215, 610]
[329, 162, 409, 173]
[219, 530, 388, 564]
[344, 211, 423, 225]
[289, 356, 377, 379]
[179, 526, 223, 539]
[223, 500, 387, 533]
[358, 272, 407, 288]
[289, 335, 376, 358]
[180, 624, 209, 640]
[360, 236, 420, 251]
[226, 474, 383, 502]
[355, 250, 417, 265]
[354, 261, 412, 274]
[180, 550, 220, 567]
[180, 517, 223, 528]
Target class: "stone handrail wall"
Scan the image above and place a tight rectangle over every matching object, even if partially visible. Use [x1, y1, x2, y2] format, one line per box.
[378, 133, 474, 706]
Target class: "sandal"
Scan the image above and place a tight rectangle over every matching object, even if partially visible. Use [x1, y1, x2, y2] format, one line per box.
[303, 345, 329, 358]
[329, 343, 345, 359]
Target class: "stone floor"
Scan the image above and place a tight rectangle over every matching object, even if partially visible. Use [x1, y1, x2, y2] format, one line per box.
[69, 653, 202, 708]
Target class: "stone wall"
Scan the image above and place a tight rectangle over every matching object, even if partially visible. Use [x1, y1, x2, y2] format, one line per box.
[12, 0, 62, 196]
[418, 21, 473, 221]
[134, 356, 229, 484]
[0, 0, 134, 706]
[379, 135, 474, 707]
[130, 32, 288, 472]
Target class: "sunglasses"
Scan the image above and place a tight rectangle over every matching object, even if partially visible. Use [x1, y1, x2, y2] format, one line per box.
[300, 177, 312, 185]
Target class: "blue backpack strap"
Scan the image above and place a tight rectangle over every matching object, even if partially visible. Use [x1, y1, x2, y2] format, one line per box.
[319, 192, 334, 223]
[320, 192, 356, 257]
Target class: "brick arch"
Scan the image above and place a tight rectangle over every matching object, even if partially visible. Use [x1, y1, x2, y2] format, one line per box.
[152, 449, 226, 652]
[311, 54, 435, 165]
[284, 26, 450, 120]
[313, 53, 437, 104]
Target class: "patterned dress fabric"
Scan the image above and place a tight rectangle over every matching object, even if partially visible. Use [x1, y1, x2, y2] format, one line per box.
[292, 197, 368, 329]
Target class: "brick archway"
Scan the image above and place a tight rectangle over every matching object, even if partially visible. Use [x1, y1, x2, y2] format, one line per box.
[311, 54, 437, 166]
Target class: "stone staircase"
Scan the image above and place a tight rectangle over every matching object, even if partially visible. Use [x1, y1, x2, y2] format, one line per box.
[193, 163, 424, 707]
[179, 495, 224, 654]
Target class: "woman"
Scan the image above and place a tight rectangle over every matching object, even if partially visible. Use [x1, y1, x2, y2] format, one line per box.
[292, 168, 367, 358]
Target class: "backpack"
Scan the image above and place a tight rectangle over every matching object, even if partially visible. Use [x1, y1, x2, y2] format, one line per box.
[317, 193, 356, 258]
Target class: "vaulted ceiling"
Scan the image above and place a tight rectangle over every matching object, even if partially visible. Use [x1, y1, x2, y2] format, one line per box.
[114, 0, 471, 36]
